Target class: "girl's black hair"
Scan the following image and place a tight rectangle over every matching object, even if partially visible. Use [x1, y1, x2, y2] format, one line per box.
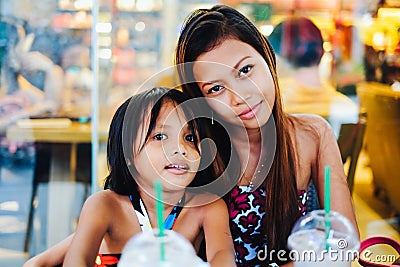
[104, 87, 224, 196]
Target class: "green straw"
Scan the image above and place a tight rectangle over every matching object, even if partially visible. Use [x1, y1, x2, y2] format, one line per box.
[155, 179, 166, 261]
[324, 166, 331, 250]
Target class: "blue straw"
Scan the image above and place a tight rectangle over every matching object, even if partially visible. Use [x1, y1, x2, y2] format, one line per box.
[324, 166, 331, 250]
[154, 180, 166, 261]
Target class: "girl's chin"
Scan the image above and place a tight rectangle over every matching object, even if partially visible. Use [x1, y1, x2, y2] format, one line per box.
[161, 178, 192, 190]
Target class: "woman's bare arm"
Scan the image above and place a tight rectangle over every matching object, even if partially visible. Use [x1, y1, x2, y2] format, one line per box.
[314, 118, 359, 237]
[202, 198, 236, 267]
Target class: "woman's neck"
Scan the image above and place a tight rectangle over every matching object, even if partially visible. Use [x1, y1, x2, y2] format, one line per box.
[229, 124, 263, 165]
[228, 124, 262, 146]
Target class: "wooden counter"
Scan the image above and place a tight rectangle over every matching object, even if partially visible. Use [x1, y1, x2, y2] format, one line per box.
[6, 120, 108, 143]
[6, 119, 108, 182]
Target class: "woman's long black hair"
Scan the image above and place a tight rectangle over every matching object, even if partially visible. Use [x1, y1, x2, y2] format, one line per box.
[175, 5, 300, 261]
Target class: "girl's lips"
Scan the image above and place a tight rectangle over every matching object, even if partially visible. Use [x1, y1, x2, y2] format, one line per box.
[165, 164, 189, 175]
[238, 102, 262, 120]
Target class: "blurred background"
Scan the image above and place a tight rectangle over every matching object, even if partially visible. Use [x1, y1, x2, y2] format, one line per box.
[0, 0, 399, 266]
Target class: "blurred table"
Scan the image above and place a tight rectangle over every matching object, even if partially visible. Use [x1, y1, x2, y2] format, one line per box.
[6, 120, 108, 143]
[6, 119, 108, 249]
[6, 119, 108, 181]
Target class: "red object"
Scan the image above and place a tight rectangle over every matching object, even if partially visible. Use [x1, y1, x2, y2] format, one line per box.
[358, 236, 400, 266]
[94, 254, 119, 267]
[112, 47, 136, 86]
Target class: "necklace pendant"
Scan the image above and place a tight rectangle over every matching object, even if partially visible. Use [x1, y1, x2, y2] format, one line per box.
[248, 181, 254, 189]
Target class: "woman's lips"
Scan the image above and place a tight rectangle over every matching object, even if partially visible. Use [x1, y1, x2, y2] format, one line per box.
[238, 102, 262, 120]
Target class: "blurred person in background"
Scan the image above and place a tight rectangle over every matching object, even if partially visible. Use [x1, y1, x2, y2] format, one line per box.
[0, 18, 64, 129]
[268, 16, 359, 137]
[60, 30, 92, 119]
[0, 0, 65, 173]
[0, 0, 68, 129]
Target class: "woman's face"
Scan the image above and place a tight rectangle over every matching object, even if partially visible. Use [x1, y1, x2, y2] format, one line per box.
[193, 39, 275, 129]
[133, 101, 201, 192]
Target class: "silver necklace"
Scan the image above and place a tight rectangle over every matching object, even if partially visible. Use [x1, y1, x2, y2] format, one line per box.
[245, 160, 266, 189]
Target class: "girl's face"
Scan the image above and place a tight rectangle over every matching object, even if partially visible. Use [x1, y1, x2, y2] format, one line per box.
[133, 101, 201, 191]
[193, 39, 275, 129]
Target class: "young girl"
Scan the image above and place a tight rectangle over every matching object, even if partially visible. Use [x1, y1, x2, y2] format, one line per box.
[23, 87, 235, 267]
[175, 5, 359, 267]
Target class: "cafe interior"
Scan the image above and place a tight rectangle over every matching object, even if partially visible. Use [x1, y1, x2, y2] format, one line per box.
[0, 0, 399, 266]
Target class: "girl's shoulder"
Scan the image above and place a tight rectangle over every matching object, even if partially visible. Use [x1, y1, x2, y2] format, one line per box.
[83, 189, 128, 211]
[79, 190, 134, 230]
[87, 188, 120, 200]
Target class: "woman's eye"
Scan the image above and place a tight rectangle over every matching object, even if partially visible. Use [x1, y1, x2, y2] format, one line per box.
[185, 134, 195, 142]
[207, 84, 224, 95]
[238, 65, 253, 78]
[153, 133, 167, 141]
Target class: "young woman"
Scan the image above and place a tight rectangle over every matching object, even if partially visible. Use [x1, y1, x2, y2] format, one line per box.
[175, 5, 359, 266]
[23, 87, 235, 267]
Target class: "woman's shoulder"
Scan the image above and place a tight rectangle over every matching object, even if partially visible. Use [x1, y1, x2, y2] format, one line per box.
[288, 113, 336, 149]
[290, 113, 331, 132]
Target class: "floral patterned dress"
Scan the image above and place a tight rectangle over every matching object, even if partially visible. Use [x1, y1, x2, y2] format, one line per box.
[228, 185, 308, 267]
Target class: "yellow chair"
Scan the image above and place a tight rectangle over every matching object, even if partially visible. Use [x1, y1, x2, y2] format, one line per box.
[357, 82, 400, 216]
[337, 120, 366, 194]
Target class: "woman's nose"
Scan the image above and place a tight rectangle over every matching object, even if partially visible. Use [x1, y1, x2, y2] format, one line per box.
[228, 88, 250, 106]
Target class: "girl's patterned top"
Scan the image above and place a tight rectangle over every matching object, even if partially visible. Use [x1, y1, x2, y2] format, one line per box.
[228, 185, 308, 267]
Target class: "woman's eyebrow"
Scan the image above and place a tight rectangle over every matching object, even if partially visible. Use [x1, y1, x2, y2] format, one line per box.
[232, 56, 251, 71]
[201, 80, 221, 88]
[199, 56, 251, 89]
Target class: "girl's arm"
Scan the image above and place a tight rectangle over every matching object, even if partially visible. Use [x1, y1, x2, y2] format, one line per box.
[22, 234, 74, 267]
[63, 192, 111, 267]
[202, 198, 236, 267]
[314, 118, 359, 237]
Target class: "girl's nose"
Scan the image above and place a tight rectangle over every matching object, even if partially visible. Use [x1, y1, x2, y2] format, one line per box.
[174, 149, 187, 156]
[173, 142, 187, 156]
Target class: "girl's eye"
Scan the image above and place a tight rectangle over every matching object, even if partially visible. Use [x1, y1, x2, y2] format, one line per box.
[185, 134, 195, 142]
[207, 84, 224, 95]
[238, 65, 253, 78]
[153, 133, 167, 141]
